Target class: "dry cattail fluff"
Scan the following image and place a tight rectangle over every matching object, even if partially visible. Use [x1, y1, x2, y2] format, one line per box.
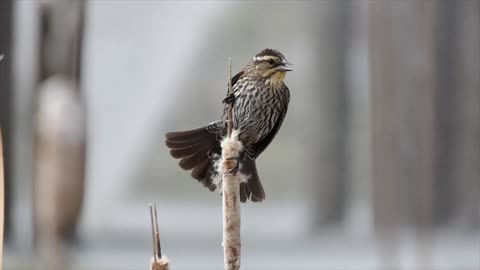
[220, 130, 243, 270]
[150, 256, 170, 270]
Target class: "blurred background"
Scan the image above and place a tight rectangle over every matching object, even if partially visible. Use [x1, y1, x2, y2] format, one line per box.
[1, 0, 479, 269]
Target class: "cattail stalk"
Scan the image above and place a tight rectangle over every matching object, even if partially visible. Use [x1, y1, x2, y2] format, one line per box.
[226, 58, 234, 137]
[221, 58, 241, 270]
[149, 204, 169, 270]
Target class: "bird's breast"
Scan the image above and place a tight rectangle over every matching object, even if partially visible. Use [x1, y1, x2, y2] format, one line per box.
[231, 81, 285, 144]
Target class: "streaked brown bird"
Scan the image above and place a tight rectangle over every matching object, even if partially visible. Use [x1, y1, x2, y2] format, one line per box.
[165, 48, 292, 202]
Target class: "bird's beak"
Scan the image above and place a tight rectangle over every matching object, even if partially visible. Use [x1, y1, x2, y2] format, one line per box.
[278, 59, 293, 71]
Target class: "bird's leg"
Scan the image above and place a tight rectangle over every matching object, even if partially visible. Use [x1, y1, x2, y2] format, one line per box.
[222, 92, 235, 104]
[225, 151, 244, 175]
[225, 157, 239, 175]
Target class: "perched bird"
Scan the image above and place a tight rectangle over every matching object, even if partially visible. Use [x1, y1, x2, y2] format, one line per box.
[165, 48, 292, 202]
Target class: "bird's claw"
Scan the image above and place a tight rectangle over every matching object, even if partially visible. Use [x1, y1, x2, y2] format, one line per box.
[223, 93, 235, 104]
[225, 157, 240, 175]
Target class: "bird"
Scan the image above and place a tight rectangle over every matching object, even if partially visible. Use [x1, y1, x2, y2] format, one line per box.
[165, 48, 292, 203]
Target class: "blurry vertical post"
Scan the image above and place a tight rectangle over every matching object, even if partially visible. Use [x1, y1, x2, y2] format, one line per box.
[370, 1, 437, 269]
[369, 2, 402, 268]
[0, 130, 4, 269]
[33, 0, 87, 268]
[0, 0, 12, 241]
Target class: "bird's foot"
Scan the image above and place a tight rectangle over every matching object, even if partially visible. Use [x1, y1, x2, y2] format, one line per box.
[224, 157, 240, 175]
[222, 93, 235, 104]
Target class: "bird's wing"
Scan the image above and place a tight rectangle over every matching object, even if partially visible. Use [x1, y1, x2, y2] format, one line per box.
[253, 107, 288, 159]
[230, 70, 244, 89]
[221, 70, 244, 123]
[229, 70, 244, 98]
[251, 83, 290, 159]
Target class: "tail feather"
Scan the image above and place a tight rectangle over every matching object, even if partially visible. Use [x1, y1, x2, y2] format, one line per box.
[239, 183, 249, 203]
[240, 158, 265, 202]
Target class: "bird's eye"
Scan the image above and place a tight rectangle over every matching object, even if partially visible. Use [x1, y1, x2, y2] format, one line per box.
[267, 59, 275, 65]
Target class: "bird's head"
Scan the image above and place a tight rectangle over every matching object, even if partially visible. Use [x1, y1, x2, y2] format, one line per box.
[246, 48, 292, 86]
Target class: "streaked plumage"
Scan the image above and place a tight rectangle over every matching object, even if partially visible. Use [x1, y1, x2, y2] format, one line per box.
[165, 48, 291, 202]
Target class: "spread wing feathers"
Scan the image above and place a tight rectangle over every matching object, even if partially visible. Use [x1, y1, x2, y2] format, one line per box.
[165, 127, 220, 191]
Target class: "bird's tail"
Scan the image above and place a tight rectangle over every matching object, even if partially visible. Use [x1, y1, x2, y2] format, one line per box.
[240, 157, 265, 202]
[165, 127, 219, 191]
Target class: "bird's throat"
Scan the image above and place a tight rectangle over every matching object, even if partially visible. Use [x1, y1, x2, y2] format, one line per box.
[266, 71, 286, 88]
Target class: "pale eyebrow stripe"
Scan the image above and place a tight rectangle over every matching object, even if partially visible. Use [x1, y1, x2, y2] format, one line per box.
[254, 55, 278, 62]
